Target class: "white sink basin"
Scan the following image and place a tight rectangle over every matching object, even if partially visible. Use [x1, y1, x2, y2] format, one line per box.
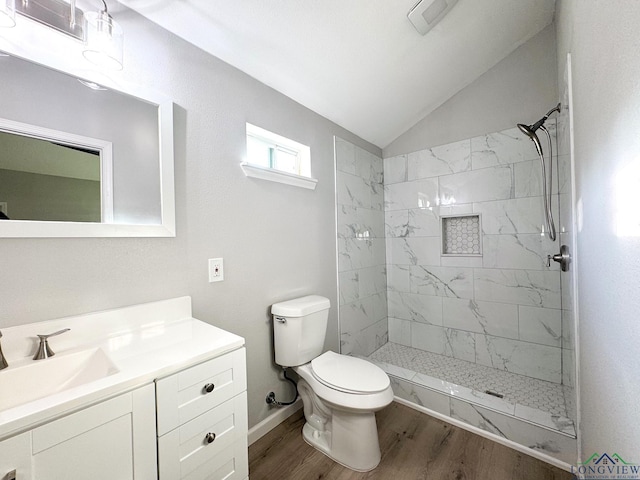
[0, 348, 119, 412]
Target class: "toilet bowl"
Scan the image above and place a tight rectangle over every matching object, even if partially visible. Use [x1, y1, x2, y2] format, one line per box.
[272, 296, 393, 472]
[294, 352, 393, 471]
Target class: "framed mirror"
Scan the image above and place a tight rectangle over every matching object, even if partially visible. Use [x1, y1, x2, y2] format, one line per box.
[0, 49, 175, 237]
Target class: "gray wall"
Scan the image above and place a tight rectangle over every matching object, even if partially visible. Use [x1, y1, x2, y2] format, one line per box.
[384, 24, 558, 157]
[556, 0, 640, 462]
[0, 6, 380, 429]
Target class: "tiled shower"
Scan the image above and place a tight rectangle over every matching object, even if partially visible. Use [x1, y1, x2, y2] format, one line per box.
[335, 111, 578, 463]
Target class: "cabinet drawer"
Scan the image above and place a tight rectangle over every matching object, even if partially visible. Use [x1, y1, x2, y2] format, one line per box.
[158, 392, 248, 480]
[184, 439, 248, 480]
[156, 348, 246, 435]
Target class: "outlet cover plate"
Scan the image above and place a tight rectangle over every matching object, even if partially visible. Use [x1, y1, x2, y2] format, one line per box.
[208, 258, 224, 282]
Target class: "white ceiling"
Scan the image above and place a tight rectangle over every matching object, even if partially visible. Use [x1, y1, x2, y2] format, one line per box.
[119, 0, 555, 148]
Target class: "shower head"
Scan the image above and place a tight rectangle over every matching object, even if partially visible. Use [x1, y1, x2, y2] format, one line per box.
[517, 123, 544, 157]
[518, 103, 561, 136]
[517, 103, 561, 156]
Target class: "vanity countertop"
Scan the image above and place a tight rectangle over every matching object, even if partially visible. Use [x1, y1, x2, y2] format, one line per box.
[0, 296, 244, 440]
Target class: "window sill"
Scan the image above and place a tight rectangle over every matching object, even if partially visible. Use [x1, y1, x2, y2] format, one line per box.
[240, 162, 318, 190]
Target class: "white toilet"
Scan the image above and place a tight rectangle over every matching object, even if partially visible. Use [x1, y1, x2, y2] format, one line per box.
[272, 295, 393, 472]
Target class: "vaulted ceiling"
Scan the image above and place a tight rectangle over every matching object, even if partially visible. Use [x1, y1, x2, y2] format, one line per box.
[120, 0, 556, 148]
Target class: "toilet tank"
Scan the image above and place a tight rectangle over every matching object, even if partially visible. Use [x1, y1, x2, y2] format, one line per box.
[272, 295, 330, 367]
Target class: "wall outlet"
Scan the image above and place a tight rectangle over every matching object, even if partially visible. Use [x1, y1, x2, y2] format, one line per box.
[208, 258, 224, 282]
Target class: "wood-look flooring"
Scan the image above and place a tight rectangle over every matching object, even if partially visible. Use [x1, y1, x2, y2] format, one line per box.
[249, 402, 575, 480]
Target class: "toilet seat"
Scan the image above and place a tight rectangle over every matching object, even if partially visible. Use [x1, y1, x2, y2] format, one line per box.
[310, 351, 390, 394]
[294, 362, 393, 412]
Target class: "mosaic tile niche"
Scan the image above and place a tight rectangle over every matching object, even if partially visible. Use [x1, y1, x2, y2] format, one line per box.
[442, 215, 481, 255]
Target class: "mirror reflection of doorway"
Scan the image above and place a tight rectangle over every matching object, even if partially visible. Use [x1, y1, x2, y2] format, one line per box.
[0, 128, 106, 223]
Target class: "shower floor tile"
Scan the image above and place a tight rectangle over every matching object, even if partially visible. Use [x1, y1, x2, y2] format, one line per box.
[368, 342, 575, 436]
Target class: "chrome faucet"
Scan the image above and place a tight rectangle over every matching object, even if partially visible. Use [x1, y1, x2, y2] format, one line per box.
[0, 331, 8, 370]
[33, 328, 70, 360]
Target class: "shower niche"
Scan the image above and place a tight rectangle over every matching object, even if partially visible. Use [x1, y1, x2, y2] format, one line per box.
[441, 214, 482, 256]
[335, 90, 578, 465]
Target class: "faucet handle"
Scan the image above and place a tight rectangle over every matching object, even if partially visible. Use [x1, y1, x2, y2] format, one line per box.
[0, 330, 7, 370]
[33, 328, 70, 360]
[37, 328, 71, 340]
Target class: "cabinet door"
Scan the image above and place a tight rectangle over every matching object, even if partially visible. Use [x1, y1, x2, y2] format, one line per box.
[0, 432, 32, 480]
[31, 385, 156, 480]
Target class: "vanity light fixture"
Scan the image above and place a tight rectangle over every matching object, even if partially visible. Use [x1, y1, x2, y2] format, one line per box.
[82, 0, 124, 70]
[0, 0, 124, 70]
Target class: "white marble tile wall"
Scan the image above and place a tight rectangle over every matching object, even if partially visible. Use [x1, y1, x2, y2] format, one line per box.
[450, 399, 576, 464]
[388, 376, 577, 464]
[383, 122, 572, 385]
[336, 137, 387, 356]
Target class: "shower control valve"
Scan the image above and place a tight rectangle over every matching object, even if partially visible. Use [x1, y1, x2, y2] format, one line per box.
[547, 244, 571, 272]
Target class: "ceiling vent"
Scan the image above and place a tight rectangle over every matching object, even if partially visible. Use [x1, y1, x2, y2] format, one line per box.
[407, 0, 459, 35]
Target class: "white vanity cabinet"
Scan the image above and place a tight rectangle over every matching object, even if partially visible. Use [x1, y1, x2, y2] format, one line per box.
[0, 297, 248, 480]
[156, 347, 248, 480]
[31, 384, 157, 480]
[0, 384, 157, 480]
[0, 349, 249, 480]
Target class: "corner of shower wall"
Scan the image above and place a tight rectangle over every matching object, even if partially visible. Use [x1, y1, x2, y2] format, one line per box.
[335, 136, 388, 357]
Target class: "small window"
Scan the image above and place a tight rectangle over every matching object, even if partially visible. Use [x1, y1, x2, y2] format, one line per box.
[242, 123, 316, 190]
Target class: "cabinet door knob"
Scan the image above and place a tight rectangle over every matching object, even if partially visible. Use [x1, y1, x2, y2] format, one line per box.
[203, 383, 215, 394]
[204, 432, 216, 444]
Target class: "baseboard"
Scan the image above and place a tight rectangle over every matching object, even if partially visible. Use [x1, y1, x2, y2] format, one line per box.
[248, 398, 303, 446]
[393, 396, 574, 473]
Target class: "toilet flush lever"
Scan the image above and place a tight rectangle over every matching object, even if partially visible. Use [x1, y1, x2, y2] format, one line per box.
[275, 317, 287, 324]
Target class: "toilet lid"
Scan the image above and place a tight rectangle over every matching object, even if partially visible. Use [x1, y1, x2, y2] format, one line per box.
[310, 351, 390, 394]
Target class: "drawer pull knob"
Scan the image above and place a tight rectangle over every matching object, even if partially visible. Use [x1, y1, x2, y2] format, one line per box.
[205, 432, 216, 444]
[203, 383, 215, 394]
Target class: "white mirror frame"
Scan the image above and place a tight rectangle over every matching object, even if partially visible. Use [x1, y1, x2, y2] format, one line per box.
[0, 14, 176, 238]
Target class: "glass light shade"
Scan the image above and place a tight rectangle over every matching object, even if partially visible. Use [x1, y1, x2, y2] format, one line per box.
[83, 10, 123, 70]
[0, 0, 16, 28]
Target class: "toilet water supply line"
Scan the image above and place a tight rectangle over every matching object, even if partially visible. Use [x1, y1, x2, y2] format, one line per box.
[265, 368, 298, 407]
